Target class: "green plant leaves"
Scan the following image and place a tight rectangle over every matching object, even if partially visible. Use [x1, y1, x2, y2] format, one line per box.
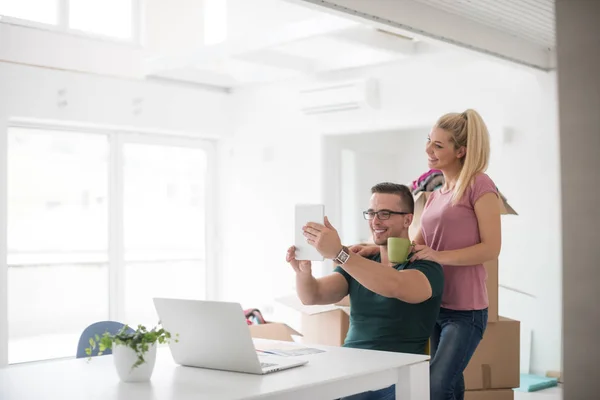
[84, 322, 177, 371]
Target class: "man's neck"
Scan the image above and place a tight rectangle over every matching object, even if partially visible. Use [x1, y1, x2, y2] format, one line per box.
[380, 245, 390, 265]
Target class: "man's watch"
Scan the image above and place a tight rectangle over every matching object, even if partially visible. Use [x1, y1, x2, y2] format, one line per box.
[333, 246, 351, 265]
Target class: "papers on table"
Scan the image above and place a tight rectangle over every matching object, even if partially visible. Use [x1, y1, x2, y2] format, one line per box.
[255, 344, 326, 357]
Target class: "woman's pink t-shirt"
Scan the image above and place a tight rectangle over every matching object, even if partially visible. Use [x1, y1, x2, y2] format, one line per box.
[420, 173, 498, 311]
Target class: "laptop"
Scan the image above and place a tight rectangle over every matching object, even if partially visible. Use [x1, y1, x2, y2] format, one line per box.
[153, 298, 308, 375]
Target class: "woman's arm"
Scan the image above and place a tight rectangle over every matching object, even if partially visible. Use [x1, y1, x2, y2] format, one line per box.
[435, 192, 501, 266]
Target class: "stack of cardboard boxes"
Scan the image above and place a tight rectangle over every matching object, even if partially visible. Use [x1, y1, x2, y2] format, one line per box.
[277, 190, 521, 400]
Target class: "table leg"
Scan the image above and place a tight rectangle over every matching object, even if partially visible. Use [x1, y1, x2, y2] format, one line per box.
[395, 361, 429, 399]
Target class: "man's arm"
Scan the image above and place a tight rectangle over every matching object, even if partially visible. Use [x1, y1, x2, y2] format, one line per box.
[296, 271, 349, 305]
[300, 218, 436, 304]
[340, 253, 433, 304]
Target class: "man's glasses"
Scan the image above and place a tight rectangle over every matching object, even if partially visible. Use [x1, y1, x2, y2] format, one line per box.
[363, 210, 410, 220]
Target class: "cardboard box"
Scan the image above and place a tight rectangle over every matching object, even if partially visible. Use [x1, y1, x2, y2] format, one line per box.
[546, 370, 563, 383]
[336, 295, 350, 307]
[465, 389, 514, 400]
[485, 259, 499, 322]
[277, 294, 350, 346]
[464, 317, 520, 390]
[410, 191, 516, 323]
[248, 322, 302, 342]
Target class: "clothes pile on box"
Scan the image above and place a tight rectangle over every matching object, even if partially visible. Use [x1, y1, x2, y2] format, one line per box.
[411, 169, 444, 195]
[244, 308, 266, 325]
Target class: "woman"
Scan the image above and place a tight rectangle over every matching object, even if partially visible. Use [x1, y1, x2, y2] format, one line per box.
[353, 109, 501, 400]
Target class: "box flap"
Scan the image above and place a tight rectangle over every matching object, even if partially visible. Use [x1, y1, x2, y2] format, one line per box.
[277, 294, 350, 315]
[498, 192, 517, 215]
[248, 323, 302, 342]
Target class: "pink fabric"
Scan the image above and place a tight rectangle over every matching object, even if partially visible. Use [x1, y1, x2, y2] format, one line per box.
[412, 169, 441, 190]
[420, 173, 498, 310]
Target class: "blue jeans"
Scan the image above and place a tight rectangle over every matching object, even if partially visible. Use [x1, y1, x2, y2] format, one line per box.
[339, 385, 395, 400]
[429, 308, 488, 400]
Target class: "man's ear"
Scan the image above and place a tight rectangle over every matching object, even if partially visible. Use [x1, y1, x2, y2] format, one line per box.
[405, 214, 413, 228]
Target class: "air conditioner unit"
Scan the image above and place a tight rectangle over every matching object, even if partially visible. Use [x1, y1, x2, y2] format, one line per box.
[298, 79, 380, 115]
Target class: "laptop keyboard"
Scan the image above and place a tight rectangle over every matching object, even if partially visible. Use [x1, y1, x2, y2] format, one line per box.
[260, 362, 277, 368]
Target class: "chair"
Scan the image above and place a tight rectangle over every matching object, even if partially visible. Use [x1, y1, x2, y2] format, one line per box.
[76, 321, 134, 359]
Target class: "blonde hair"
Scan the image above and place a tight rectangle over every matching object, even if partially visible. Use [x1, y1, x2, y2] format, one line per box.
[435, 109, 490, 205]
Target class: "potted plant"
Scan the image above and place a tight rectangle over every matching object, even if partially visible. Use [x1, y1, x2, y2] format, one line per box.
[85, 323, 177, 382]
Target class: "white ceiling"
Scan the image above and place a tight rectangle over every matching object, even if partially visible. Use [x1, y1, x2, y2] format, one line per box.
[413, 0, 555, 49]
[146, 0, 556, 89]
[145, 0, 430, 88]
[291, 0, 555, 70]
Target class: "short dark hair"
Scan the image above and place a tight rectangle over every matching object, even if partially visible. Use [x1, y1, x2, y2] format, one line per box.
[370, 182, 414, 213]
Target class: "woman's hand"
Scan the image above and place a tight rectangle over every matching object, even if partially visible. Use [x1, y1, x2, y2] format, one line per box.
[348, 244, 380, 257]
[409, 244, 441, 263]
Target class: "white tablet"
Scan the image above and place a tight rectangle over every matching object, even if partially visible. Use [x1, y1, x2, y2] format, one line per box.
[294, 204, 325, 261]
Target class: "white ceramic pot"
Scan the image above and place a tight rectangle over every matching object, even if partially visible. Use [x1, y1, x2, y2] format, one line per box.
[113, 342, 157, 382]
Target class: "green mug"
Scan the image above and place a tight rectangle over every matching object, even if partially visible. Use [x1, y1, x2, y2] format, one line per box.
[387, 237, 411, 264]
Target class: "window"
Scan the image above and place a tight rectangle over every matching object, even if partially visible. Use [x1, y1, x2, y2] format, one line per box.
[0, 0, 59, 25]
[0, 0, 137, 41]
[204, 0, 228, 45]
[6, 127, 213, 364]
[7, 128, 109, 364]
[69, 0, 133, 40]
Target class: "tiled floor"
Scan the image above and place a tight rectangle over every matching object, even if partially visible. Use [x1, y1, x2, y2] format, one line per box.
[514, 385, 562, 399]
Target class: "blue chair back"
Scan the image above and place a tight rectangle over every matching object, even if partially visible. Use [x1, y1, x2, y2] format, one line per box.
[76, 321, 134, 359]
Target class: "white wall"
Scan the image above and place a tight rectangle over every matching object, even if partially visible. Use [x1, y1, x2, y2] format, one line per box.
[352, 151, 399, 242]
[491, 69, 561, 376]
[0, 61, 230, 136]
[224, 51, 561, 375]
[0, 23, 144, 78]
[216, 83, 324, 308]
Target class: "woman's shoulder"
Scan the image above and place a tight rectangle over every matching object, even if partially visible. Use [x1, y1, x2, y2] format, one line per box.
[467, 173, 499, 204]
[472, 172, 496, 187]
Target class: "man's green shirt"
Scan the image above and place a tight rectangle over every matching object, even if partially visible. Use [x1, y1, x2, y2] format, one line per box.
[334, 254, 444, 355]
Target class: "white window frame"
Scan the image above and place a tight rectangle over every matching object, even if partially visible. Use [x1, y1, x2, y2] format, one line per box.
[0, 121, 219, 366]
[0, 0, 143, 45]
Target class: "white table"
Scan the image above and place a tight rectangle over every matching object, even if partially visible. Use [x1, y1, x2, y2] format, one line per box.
[0, 339, 430, 400]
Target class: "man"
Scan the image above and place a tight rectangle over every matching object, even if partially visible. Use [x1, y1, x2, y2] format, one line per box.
[286, 182, 444, 400]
